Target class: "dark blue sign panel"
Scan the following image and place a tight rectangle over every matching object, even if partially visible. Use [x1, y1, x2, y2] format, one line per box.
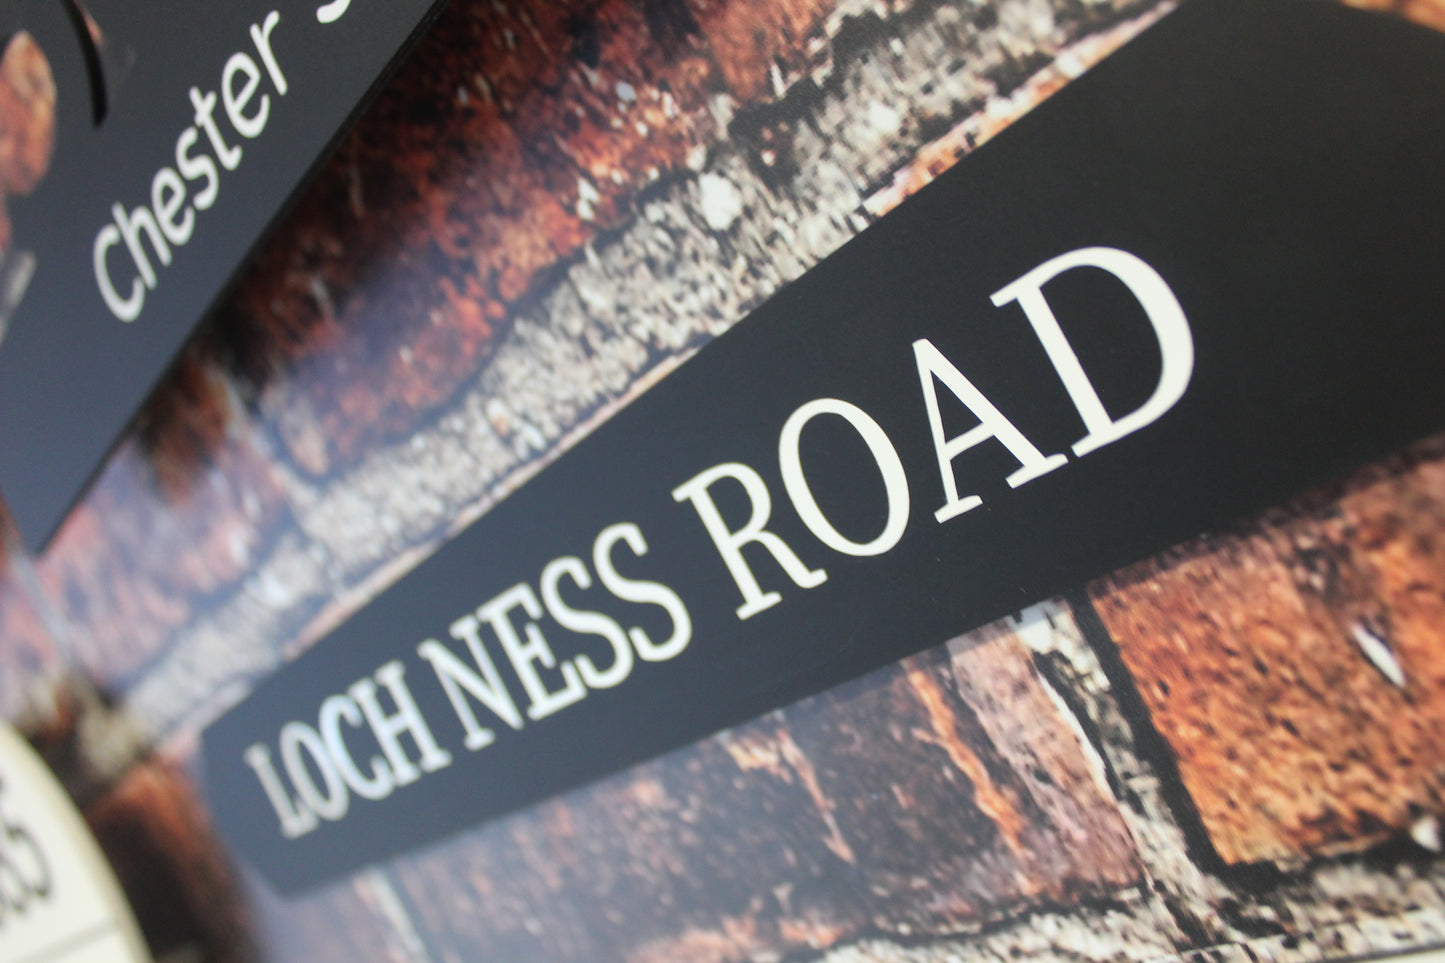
[0, 0, 443, 548]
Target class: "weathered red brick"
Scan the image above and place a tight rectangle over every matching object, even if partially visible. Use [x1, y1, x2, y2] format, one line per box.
[34, 347, 287, 687]
[686, 0, 834, 101]
[0, 541, 59, 720]
[227, 0, 727, 476]
[1091, 436, 1445, 865]
[85, 761, 253, 963]
[1343, 0, 1445, 31]
[0, 31, 55, 251]
[380, 627, 1137, 962]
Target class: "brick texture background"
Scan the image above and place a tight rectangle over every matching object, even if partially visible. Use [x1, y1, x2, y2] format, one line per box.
[1, 0, 1444, 961]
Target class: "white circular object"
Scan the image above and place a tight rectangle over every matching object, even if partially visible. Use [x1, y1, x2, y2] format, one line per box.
[0, 723, 150, 963]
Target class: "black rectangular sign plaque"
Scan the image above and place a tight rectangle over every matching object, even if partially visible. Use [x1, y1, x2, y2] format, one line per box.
[202, 0, 1445, 894]
[0, 0, 444, 549]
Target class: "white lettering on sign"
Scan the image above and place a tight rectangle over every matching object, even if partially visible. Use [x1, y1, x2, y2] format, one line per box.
[989, 246, 1194, 457]
[316, 0, 353, 24]
[244, 522, 694, 838]
[91, 1, 356, 324]
[93, 11, 285, 323]
[0, 724, 150, 963]
[778, 398, 912, 558]
[678, 245, 1192, 610]
[671, 463, 829, 620]
[240, 246, 1191, 842]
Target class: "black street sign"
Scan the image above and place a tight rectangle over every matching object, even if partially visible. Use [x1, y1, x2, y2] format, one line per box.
[201, 0, 1445, 893]
[0, 0, 444, 548]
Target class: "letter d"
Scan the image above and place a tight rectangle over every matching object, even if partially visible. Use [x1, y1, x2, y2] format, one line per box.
[991, 247, 1193, 457]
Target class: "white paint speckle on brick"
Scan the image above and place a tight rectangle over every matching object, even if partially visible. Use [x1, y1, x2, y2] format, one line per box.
[698, 172, 744, 232]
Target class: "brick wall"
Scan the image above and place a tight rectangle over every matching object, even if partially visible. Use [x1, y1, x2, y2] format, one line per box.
[5, 1, 1445, 961]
